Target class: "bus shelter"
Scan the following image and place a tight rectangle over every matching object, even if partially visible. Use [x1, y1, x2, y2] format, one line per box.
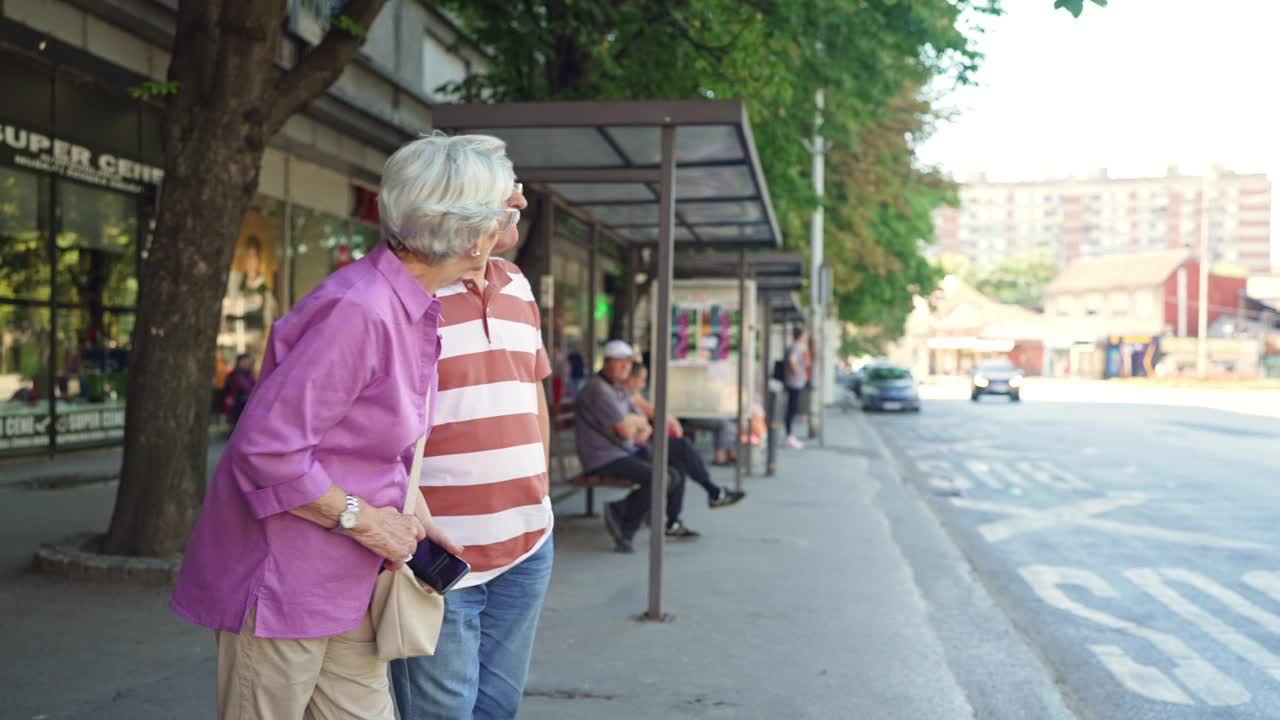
[434, 100, 782, 620]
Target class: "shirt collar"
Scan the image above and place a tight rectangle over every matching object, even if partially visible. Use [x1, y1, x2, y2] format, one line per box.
[484, 259, 513, 291]
[370, 241, 441, 322]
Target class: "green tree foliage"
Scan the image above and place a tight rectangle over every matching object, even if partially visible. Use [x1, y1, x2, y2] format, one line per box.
[439, 0, 998, 341]
[1054, 0, 1108, 18]
[942, 248, 1060, 310]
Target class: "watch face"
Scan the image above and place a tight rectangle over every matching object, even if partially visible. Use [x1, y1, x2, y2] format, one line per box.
[339, 510, 358, 530]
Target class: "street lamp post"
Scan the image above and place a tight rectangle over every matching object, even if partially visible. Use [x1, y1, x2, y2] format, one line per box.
[807, 89, 827, 446]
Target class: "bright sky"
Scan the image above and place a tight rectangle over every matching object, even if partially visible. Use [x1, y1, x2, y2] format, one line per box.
[916, 0, 1280, 271]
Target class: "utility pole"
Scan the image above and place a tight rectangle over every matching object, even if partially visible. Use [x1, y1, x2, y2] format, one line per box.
[807, 89, 827, 445]
[1196, 168, 1213, 378]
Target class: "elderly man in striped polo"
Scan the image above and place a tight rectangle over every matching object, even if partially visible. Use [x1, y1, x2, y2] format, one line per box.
[388, 180, 552, 719]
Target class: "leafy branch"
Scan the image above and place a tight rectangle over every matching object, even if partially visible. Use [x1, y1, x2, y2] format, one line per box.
[332, 14, 368, 39]
[129, 80, 179, 100]
[1054, 0, 1108, 18]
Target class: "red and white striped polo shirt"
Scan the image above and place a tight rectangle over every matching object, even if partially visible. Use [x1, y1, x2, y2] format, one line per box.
[419, 258, 552, 588]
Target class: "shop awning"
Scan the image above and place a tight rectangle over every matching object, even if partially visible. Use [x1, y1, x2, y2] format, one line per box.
[432, 100, 782, 249]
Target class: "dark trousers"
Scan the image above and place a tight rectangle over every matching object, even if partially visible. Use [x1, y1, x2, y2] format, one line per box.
[785, 388, 803, 436]
[589, 454, 686, 537]
[638, 437, 717, 499]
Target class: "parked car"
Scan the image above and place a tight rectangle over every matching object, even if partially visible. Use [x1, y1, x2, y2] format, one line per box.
[848, 366, 866, 398]
[860, 364, 921, 412]
[970, 361, 1024, 402]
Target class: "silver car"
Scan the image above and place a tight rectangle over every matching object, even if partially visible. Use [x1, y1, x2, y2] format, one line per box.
[970, 361, 1024, 402]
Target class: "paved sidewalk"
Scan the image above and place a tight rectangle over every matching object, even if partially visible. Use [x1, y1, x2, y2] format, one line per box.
[0, 412, 1075, 719]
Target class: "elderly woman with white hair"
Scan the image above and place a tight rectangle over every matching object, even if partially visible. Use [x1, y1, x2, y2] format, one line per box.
[171, 134, 523, 720]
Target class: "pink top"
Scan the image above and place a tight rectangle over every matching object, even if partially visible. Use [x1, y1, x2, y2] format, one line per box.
[171, 242, 443, 639]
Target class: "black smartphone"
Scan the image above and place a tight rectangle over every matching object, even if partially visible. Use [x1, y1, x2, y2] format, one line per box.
[406, 538, 471, 594]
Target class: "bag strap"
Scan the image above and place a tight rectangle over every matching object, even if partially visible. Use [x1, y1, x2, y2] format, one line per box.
[403, 373, 438, 514]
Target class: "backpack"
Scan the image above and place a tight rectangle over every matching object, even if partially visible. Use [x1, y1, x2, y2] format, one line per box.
[772, 359, 787, 383]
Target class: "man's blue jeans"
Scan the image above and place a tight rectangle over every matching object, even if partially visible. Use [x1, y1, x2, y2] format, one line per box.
[390, 536, 553, 719]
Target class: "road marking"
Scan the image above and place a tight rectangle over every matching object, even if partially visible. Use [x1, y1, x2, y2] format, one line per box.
[1015, 460, 1090, 490]
[1158, 569, 1280, 635]
[952, 494, 1267, 549]
[914, 460, 972, 492]
[904, 439, 1027, 459]
[1089, 644, 1193, 705]
[1020, 565, 1249, 707]
[953, 494, 1146, 542]
[964, 460, 1016, 489]
[1128, 569, 1280, 683]
[1243, 571, 1280, 604]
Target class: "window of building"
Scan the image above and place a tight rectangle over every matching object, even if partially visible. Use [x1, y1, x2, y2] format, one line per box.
[289, 205, 371, 304]
[422, 33, 470, 100]
[0, 167, 51, 301]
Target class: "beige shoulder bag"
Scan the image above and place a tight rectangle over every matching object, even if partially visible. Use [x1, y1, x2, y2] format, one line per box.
[369, 387, 445, 661]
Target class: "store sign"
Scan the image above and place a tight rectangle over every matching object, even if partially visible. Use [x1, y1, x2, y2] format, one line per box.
[0, 413, 51, 450]
[55, 407, 127, 445]
[0, 407, 126, 451]
[290, 0, 348, 45]
[0, 123, 164, 194]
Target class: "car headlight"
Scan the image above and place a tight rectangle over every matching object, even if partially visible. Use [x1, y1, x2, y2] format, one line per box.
[1009, 375, 1024, 388]
[973, 376, 989, 388]
[863, 385, 880, 396]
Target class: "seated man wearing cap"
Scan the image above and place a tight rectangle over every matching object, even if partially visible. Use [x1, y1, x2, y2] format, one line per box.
[574, 340, 700, 552]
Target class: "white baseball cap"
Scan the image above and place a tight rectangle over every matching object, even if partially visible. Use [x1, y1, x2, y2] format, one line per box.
[602, 340, 636, 360]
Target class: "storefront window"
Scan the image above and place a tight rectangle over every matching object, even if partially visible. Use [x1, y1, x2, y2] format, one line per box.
[593, 256, 620, 369]
[0, 304, 52, 452]
[55, 180, 139, 308]
[289, 207, 375, 304]
[52, 307, 130, 448]
[0, 167, 52, 301]
[551, 247, 590, 401]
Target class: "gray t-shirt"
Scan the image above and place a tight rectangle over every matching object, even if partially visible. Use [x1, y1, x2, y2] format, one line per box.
[575, 374, 637, 472]
[784, 343, 807, 390]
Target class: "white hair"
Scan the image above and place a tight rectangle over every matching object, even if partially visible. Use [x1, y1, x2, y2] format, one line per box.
[378, 133, 515, 262]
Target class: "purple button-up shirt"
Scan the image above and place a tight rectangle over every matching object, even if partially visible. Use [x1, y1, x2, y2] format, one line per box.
[172, 242, 442, 639]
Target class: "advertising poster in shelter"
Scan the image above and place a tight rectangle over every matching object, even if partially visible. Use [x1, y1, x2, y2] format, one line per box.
[671, 303, 739, 364]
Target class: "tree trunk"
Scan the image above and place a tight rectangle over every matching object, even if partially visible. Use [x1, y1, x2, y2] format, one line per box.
[103, 141, 260, 556]
[103, 0, 385, 557]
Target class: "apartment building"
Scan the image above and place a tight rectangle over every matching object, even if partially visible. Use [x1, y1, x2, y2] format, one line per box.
[934, 169, 1273, 274]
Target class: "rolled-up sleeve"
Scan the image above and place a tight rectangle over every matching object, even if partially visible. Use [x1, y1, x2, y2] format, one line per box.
[230, 299, 385, 519]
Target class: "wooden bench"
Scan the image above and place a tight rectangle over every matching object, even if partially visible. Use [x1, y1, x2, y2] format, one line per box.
[551, 399, 635, 516]
[568, 472, 635, 516]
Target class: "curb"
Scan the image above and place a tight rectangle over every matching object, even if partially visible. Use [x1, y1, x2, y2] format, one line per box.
[32, 532, 181, 585]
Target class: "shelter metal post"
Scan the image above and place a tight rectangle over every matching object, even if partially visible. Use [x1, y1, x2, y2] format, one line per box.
[538, 193, 558, 479]
[646, 125, 677, 622]
[734, 250, 747, 492]
[764, 305, 777, 476]
[587, 223, 599, 373]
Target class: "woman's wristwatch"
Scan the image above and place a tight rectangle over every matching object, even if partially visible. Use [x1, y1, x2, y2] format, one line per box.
[337, 493, 360, 532]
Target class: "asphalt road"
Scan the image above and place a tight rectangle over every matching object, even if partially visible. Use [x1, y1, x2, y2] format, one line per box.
[867, 383, 1280, 720]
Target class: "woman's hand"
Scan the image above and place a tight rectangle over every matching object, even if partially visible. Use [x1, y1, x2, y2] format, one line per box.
[411, 497, 465, 557]
[350, 505, 427, 569]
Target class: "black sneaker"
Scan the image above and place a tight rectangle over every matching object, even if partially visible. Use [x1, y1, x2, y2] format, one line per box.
[709, 486, 746, 509]
[664, 521, 701, 541]
[604, 501, 634, 553]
